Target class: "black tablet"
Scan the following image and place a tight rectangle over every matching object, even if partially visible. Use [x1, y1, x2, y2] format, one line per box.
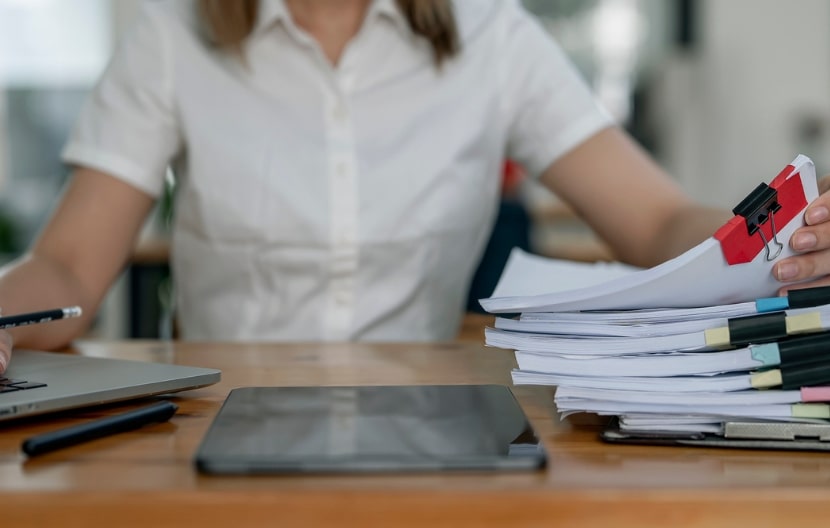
[195, 385, 547, 474]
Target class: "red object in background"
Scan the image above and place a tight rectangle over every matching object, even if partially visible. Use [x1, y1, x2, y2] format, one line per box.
[502, 159, 525, 196]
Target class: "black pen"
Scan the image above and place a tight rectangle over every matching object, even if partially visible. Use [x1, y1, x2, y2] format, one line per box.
[21, 401, 178, 457]
[0, 306, 82, 330]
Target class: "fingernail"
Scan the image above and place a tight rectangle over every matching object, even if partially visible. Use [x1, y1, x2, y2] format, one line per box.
[0, 355, 7, 373]
[776, 262, 799, 281]
[807, 207, 829, 224]
[792, 232, 818, 251]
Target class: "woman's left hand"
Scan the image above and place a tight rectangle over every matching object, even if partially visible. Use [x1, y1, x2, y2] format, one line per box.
[0, 330, 12, 374]
[773, 175, 830, 292]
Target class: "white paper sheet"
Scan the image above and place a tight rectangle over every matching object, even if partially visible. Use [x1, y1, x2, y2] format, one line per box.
[488, 250, 640, 298]
[480, 155, 819, 313]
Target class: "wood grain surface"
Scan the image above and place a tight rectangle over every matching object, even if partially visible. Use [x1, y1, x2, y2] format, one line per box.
[0, 339, 828, 527]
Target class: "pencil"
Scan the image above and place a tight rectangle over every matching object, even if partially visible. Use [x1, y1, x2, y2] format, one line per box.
[0, 306, 83, 330]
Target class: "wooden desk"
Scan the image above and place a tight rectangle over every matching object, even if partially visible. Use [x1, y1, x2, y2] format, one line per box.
[2, 341, 829, 527]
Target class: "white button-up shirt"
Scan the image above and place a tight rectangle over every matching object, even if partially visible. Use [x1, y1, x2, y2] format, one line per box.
[62, 0, 611, 341]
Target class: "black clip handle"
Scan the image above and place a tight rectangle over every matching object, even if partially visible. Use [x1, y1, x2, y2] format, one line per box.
[732, 183, 781, 235]
[732, 183, 784, 260]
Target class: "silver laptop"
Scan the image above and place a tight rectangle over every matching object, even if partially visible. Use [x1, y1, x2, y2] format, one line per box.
[0, 349, 220, 421]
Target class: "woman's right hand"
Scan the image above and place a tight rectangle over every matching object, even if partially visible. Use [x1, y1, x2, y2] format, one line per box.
[0, 330, 12, 374]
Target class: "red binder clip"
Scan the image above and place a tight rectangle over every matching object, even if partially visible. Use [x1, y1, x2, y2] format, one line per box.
[714, 164, 808, 265]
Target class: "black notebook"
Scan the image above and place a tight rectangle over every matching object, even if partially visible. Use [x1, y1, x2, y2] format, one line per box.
[602, 417, 830, 452]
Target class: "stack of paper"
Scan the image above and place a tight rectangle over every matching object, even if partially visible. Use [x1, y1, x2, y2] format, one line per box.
[481, 155, 830, 436]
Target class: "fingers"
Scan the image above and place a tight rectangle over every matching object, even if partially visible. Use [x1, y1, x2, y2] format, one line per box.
[804, 198, 830, 227]
[774, 220, 830, 281]
[789, 186, 830, 251]
[776, 274, 830, 296]
[774, 246, 830, 283]
[804, 175, 830, 226]
[0, 331, 12, 374]
[775, 181, 830, 283]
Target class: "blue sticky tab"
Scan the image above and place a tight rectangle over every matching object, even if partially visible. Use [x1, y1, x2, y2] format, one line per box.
[750, 343, 781, 366]
[756, 297, 789, 313]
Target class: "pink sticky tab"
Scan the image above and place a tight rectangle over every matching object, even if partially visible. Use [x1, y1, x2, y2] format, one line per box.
[800, 386, 830, 402]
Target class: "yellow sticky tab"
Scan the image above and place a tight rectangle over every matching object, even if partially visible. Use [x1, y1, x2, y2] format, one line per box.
[792, 404, 830, 419]
[750, 369, 782, 389]
[786, 312, 823, 334]
[704, 327, 731, 347]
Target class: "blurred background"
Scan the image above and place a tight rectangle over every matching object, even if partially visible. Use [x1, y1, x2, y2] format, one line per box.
[1, 0, 830, 337]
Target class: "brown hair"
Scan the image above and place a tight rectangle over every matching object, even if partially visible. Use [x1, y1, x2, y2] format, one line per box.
[199, 0, 460, 66]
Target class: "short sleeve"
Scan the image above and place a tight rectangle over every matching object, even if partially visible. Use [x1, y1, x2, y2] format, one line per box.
[500, 3, 614, 178]
[61, 2, 182, 197]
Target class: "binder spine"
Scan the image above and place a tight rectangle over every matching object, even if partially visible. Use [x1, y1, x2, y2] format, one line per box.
[783, 363, 830, 390]
[778, 333, 830, 366]
[787, 286, 830, 309]
[711, 312, 826, 348]
[728, 312, 787, 346]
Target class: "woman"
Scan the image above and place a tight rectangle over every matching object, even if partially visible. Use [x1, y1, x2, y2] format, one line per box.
[0, 0, 828, 371]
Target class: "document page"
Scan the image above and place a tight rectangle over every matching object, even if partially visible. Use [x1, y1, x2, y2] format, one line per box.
[481, 155, 819, 314]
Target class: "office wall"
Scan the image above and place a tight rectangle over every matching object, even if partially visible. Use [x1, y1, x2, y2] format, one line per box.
[654, 0, 830, 207]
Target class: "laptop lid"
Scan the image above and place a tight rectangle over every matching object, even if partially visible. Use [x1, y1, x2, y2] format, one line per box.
[0, 349, 220, 421]
[195, 384, 547, 474]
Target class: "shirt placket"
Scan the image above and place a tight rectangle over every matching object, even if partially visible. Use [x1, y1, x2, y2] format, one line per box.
[323, 69, 359, 341]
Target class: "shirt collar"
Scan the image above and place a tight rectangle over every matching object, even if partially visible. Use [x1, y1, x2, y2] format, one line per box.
[369, 0, 408, 31]
[254, 0, 290, 35]
[254, 0, 409, 36]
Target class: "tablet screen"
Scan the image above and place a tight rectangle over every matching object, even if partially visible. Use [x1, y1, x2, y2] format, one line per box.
[195, 385, 547, 474]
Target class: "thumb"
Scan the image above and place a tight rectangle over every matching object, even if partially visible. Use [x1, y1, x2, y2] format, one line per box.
[0, 330, 12, 374]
